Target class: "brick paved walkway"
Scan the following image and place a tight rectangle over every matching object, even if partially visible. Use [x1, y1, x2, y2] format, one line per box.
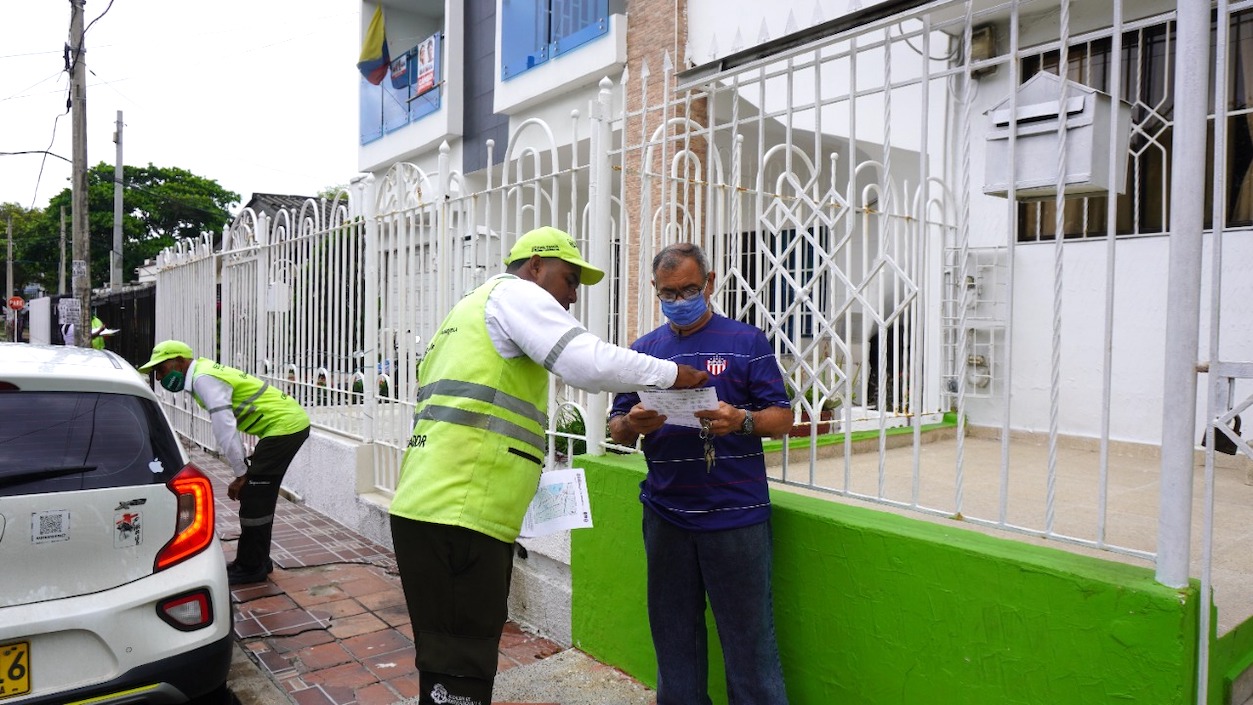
[193, 446, 576, 704]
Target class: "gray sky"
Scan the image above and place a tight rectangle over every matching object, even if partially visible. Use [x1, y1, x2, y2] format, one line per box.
[0, 1, 361, 212]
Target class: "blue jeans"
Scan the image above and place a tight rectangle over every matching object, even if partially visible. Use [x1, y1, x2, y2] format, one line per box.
[642, 507, 789, 705]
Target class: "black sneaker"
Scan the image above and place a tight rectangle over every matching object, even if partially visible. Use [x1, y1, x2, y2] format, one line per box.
[227, 560, 273, 586]
[226, 558, 274, 574]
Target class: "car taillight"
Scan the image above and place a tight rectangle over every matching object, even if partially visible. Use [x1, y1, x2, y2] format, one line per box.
[157, 589, 214, 631]
[155, 464, 215, 571]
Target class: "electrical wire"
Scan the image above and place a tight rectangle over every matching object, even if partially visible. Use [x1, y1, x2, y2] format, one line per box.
[22, 0, 117, 211]
[0, 70, 67, 104]
[83, 0, 117, 37]
[28, 110, 67, 210]
[0, 151, 71, 163]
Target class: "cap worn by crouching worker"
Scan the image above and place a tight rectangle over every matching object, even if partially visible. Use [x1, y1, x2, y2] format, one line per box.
[138, 340, 194, 373]
[504, 226, 605, 285]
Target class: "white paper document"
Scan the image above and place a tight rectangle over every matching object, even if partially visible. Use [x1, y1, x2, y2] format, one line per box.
[636, 387, 720, 429]
[519, 467, 593, 538]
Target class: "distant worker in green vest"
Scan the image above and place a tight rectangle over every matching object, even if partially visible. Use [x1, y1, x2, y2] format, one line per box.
[89, 314, 107, 349]
[390, 226, 709, 705]
[61, 313, 110, 349]
[139, 340, 311, 585]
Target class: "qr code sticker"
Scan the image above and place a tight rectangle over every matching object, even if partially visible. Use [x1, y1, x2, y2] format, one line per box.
[32, 510, 70, 544]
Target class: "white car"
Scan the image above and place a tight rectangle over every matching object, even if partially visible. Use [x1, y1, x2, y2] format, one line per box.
[0, 343, 232, 704]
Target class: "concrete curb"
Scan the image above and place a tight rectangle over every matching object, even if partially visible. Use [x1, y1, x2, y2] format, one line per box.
[226, 643, 289, 705]
[486, 649, 656, 705]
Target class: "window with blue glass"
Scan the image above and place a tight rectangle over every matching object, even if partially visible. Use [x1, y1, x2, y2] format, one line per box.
[361, 32, 443, 145]
[500, 0, 609, 80]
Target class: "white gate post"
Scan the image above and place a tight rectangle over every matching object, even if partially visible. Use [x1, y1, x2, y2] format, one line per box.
[255, 214, 270, 376]
[218, 226, 232, 369]
[437, 142, 452, 320]
[1156, 0, 1210, 589]
[360, 175, 379, 443]
[584, 78, 615, 456]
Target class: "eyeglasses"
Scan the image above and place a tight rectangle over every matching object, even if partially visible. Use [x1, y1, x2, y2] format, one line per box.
[655, 285, 704, 303]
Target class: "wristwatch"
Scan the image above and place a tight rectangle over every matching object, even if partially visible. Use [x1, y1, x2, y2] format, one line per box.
[737, 409, 755, 435]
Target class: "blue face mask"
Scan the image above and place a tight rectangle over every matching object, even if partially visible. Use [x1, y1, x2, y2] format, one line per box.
[160, 370, 185, 393]
[660, 293, 708, 327]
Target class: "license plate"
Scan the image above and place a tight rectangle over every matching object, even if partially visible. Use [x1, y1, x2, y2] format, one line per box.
[0, 641, 30, 700]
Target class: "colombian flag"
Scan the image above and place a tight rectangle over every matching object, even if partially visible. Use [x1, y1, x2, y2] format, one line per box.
[357, 6, 390, 86]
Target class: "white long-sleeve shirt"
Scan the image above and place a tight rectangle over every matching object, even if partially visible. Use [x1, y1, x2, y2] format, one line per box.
[483, 275, 678, 392]
[187, 359, 249, 477]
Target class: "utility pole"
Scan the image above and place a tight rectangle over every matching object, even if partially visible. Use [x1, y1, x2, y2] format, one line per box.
[6, 215, 12, 342]
[111, 110, 122, 290]
[59, 206, 66, 295]
[70, 0, 90, 346]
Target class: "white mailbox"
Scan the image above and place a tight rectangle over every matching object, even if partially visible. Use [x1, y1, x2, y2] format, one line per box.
[983, 71, 1132, 200]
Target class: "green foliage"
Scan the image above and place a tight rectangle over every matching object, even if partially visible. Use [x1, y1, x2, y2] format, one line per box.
[553, 405, 587, 458]
[0, 203, 51, 292]
[3, 163, 239, 291]
[317, 184, 350, 202]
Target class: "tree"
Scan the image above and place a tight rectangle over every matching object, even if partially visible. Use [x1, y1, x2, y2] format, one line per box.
[317, 184, 351, 202]
[0, 203, 50, 292]
[25, 163, 241, 288]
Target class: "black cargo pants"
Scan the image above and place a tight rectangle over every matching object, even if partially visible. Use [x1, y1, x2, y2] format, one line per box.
[234, 426, 310, 571]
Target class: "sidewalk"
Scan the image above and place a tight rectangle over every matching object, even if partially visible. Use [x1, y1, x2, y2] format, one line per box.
[192, 446, 655, 705]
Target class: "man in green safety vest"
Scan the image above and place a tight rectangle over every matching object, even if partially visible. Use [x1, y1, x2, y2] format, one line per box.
[139, 340, 311, 585]
[390, 226, 709, 705]
[60, 313, 110, 349]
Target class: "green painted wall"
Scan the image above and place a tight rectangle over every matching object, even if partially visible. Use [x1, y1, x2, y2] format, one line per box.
[571, 454, 1202, 704]
[1212, 615, 1253, 704]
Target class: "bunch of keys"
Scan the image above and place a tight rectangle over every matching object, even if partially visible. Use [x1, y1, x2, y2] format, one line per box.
[699, 418, 715, 473]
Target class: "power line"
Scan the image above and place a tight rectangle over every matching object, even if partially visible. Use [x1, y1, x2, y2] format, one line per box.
[0, 49, 65, 61]
[83, 0, 117, 36]
[0, 150, 71, 163]
[0, 70, 67, 103]
[61, 0, 115, 92]
[29, 110, 68, 211]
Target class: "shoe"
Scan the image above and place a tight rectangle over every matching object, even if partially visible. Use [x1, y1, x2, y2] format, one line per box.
[227, 559, 274, 586]
[227, 564, 269, 585]
[226, 557, 274, 574]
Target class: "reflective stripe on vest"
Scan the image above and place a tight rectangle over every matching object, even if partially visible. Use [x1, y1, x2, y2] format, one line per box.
[413, 378, 547, 451]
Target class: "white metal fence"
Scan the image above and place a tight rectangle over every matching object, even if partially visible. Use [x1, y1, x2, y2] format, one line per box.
[149, 0, 1252, 697]
[146, 0, 1253, 553]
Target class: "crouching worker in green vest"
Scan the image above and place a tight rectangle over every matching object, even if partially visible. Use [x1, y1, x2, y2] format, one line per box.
[390, 226, 709, 705]
[139, 340, 311, 585]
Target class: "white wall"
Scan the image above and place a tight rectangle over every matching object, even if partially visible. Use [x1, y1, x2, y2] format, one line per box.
[962, 229, 1253, 446]
[283, 432, 392, 546]
[686, 0, 839, 66]
[27, 298, 53, 345]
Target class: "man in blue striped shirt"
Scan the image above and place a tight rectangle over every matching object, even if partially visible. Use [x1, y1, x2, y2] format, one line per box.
[609, 242, 792, 705]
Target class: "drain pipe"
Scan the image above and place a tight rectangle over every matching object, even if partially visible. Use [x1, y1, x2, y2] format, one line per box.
[1155, 0, 1209, 590]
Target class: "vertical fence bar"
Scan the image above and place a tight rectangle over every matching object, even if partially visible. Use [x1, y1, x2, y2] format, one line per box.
[1096, 0, 1126, 550]
[361, 175, 379, 446]
[585, 77, 615, 456]
[1156, 0, 1211, 589]
[1197, 0, 1230, 698]
[437, 143, 452, 330]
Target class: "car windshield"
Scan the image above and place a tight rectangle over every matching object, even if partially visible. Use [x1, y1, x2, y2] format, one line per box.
[0, 391, 183, 495]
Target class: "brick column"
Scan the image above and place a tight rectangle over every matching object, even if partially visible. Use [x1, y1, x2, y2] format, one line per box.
[622, 0, 709, 341]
